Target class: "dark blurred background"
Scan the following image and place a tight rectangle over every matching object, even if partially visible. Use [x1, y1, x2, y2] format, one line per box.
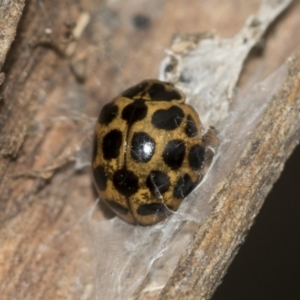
[212, 145, 300, 300]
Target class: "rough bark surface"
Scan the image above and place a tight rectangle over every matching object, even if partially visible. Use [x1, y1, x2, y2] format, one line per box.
[0, 0, 25, 71]
[0, 1, 300, 299]
[158, 52, 300, 299]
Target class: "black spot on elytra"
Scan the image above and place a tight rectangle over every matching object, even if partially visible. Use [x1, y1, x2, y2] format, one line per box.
[163, 139, 185, 170]
[146, 171, 170, 197]
[151, 106, 184, 130]
[173, 173, 196, 199]
[188, 144, 205, 170]
[121, 81, 148, 99]
[131, 132, 155, 163]
[122, 99, 148, 125]
[93, 165, 108, 191]
[185, 115, 198, 137]
[137, 203, 171, 217]
[105, 200, 129, 215]
[99, 102, 118, 125]
[113, 169, 139, 197]
[132, 14, 151, 30]
[102, 129, 122, 160]
[148, 83, 182, 101]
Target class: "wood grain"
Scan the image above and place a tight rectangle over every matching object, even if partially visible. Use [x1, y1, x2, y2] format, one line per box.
[0, 1, 300, 299]
[158, 50, 300, 299]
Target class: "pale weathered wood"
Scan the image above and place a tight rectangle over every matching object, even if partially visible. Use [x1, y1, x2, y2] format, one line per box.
[1, 1, 300, 299]
[158, 50, 300, 299]
[0, 0, 25, 71]
[0, 1, 95, 299]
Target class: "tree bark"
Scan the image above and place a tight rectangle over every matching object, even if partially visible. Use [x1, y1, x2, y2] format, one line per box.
[158, 51, 300, 299]
[0, 1, 300, 299]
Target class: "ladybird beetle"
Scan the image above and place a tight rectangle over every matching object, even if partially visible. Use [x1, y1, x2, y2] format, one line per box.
[92, 79, 215, 226]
